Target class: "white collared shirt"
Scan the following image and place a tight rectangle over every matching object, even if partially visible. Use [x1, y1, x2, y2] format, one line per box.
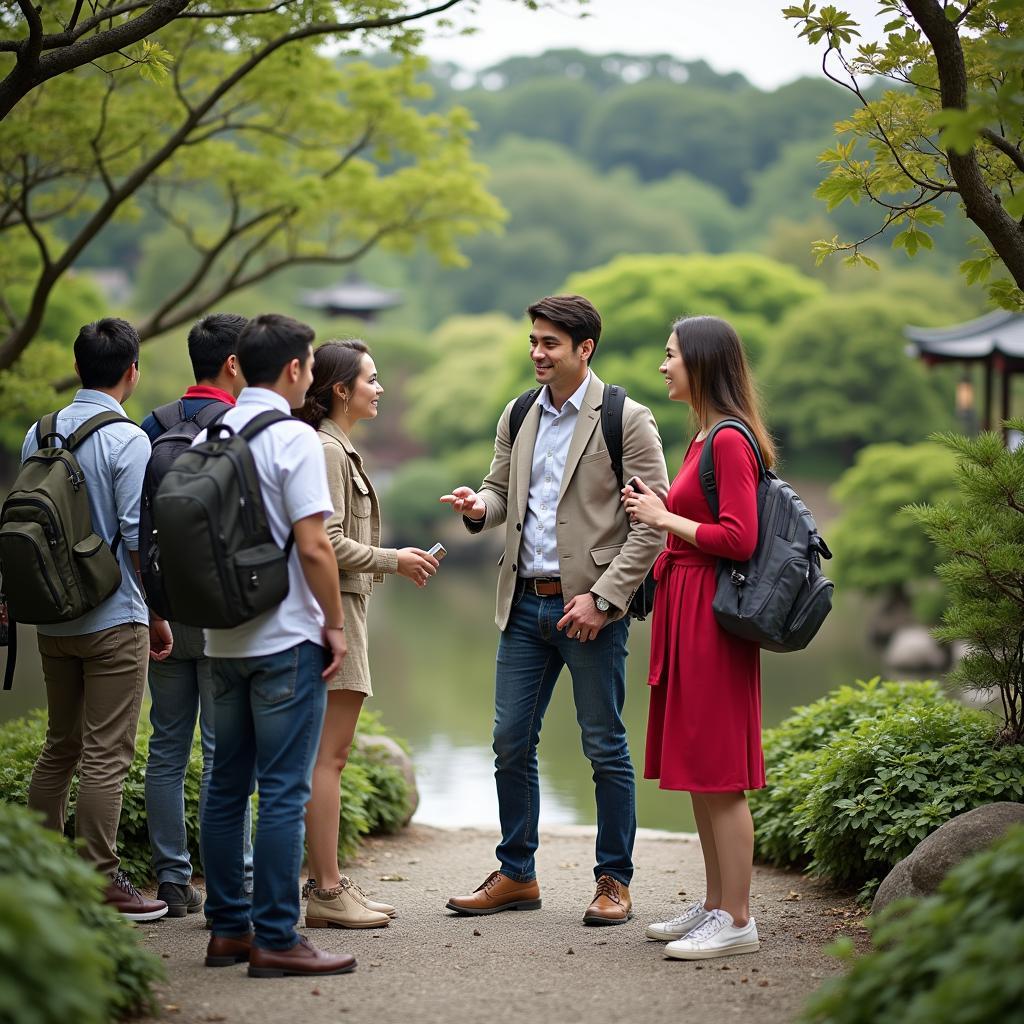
[196, 387, 334, 659]
[519, 372, 591, 577]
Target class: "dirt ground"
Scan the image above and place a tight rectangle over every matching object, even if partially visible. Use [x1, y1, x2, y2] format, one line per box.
[137, 824, 868, 1024]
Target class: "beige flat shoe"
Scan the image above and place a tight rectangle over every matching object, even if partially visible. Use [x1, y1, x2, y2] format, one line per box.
[343, 876, 397, 918]
[305, 880, 390, 929]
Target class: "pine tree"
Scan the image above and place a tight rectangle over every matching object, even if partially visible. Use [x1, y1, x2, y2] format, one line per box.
[909, 424, 1024, 745]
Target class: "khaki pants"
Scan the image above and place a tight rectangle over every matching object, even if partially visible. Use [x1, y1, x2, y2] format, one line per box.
[28, 622, 148, 877]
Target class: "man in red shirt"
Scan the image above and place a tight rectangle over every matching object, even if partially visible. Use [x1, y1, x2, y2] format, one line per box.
[141, 313, 249, 920]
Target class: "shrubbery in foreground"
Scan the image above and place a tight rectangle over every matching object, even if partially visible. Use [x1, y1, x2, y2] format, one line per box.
[0, 707, 414, 882]
[750, 679, 1024, 896]
[0, 802, 163, 1023]
[802, 825, 1024, 1024]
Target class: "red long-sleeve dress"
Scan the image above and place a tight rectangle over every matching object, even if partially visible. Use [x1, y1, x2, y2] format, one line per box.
[644, 427, 765, 792]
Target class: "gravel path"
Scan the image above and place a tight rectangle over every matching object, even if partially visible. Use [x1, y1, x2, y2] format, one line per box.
[138, 824, 866, 1024]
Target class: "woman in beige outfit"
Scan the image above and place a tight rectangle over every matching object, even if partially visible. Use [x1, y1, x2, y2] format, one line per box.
[297, 340, 439, 928]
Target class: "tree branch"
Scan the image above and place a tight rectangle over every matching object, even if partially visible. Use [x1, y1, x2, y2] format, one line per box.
[981, 128, 1024, 176]
[179, 0, 300, 18]
[0, 0, 471, 369]
[0, 1, 190, 119]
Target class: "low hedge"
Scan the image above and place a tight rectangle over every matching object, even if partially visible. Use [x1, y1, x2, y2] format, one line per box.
[0, 707, 414, 882]
[751, 678, 945, 868]
[0, 802, 164, 1023]
[802, 824, 1024, 1024]
[751, 679, 1024, 896]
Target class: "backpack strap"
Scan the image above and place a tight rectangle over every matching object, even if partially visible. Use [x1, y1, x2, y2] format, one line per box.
[35, 412, 62, 450]
[194, 401, 230, 429]
[698, 418, 768, 520]
[237, 409, 292, 442]
[508, 388, 542, 447]
[151, 400, 186, 434]
[1, 602, 15, 691]
[64, 411, 137, 452]
[64, 412, 135, 564]
[600, 384, 627, 491]
[235, 410, 296, 555]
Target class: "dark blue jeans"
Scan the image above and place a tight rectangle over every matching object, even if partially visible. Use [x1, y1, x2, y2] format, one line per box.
[144, 643, 254, 892]
[493, 586, 635, 886]
[201, 641, 327, 950]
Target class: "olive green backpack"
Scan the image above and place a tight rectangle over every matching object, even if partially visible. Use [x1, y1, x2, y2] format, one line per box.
[0, 411, 132, 627]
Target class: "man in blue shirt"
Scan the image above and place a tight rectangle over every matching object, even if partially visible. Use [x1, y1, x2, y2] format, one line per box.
[23, 318, 173, 921]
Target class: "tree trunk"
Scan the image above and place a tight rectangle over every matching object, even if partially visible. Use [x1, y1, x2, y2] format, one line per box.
[905, 0, 1024, 291]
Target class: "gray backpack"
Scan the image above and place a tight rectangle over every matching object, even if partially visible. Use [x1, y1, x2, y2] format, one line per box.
[151, 410, 295, 629]
[699, 419, 833, 653]
[0, 411, 132, 626]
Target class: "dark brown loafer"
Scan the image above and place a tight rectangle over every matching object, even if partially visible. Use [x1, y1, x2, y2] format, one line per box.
[583, 875, 633, 925]
[206, 931, 254, 967]
[445, 870, 542, 916]
[247, 935, 356, 978]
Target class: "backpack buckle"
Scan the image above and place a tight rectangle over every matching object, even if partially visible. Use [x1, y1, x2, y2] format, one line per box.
[730, 569, 746, 586]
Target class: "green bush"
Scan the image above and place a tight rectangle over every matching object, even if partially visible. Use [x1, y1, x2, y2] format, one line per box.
[751, 680, 1024, 895]
[0, 710, 201, 883]
[751, 679, 946, 866]
[0, 803, 163, 1023]
[0, 707, 414, 882]
[802, 825, 1024, 1024]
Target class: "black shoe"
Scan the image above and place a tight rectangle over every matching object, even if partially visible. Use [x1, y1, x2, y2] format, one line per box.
[157, 881, 204, 918]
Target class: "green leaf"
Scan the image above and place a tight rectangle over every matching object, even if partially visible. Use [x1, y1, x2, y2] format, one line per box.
[1003, 191, 1024, 219]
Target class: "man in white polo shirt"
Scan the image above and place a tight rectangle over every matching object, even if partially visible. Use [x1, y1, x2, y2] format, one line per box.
[198, 314, 354, 979]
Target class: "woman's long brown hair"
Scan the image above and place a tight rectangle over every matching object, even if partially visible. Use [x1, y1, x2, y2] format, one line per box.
[673, 315, 776, 469]
[295, 339, 369, 429]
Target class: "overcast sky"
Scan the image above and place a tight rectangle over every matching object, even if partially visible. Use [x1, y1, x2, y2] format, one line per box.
[418, 0, 889, 90]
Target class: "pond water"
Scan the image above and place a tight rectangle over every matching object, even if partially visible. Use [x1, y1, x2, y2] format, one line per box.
[1, 565, 883, 834]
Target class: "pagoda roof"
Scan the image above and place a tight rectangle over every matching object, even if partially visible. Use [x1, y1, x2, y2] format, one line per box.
[299, 276, 402, 313]
[905, 311, 1024, 361]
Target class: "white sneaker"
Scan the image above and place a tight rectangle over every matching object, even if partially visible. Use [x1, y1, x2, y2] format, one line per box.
[645, 902, 712, 941]
[663, 909, 760, 960]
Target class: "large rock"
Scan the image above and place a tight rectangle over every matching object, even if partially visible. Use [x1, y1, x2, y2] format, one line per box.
[883, 625, 950, 673]
[872, 802, 1024, 915]
[354, 733, 419, 827]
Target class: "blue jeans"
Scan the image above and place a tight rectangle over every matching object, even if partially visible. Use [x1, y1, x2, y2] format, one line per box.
[493, 586, 635, 886]
[201, 641, 327, 950]
[144, 636, 254, 892]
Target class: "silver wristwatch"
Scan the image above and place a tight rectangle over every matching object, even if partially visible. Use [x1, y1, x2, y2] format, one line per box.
[592, 593, 611, 613]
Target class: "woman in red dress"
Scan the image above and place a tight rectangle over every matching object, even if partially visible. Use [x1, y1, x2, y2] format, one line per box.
[623, 315, 774, 962]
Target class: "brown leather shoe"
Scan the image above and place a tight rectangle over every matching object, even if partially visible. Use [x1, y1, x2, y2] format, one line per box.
[206, 932, 253, 967]
[247, 935, 356, 978]
[583, 874, 632, 925]
[103, 870, 168, 922]
[445, 870, 541, 916]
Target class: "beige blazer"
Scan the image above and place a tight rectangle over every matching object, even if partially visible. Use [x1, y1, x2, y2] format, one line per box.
[467, 372, 669, 629]
[318, 418, 398, 595]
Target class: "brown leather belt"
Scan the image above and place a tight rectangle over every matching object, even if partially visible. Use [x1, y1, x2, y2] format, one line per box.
[523, 577, 562, 596]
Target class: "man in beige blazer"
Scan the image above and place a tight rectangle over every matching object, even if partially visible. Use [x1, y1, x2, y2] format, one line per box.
[440, 294, 668, 925]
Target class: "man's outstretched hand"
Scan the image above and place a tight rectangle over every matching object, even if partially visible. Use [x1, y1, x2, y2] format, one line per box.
[440, 486, 486, 521]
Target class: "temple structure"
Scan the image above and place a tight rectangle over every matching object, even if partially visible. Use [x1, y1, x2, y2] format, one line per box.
[299, 273, 402, 322]
[905, 311, 1024, 435]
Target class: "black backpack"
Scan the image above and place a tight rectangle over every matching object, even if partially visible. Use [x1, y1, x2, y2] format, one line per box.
[508, 383, 656, 620]
[698, 419, 834, 653]
[150, 410, 295, 629]
[138, 400, 230, 619]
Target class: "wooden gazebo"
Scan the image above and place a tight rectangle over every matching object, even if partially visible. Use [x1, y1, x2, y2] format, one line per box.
[905, 311, 1024, 433]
